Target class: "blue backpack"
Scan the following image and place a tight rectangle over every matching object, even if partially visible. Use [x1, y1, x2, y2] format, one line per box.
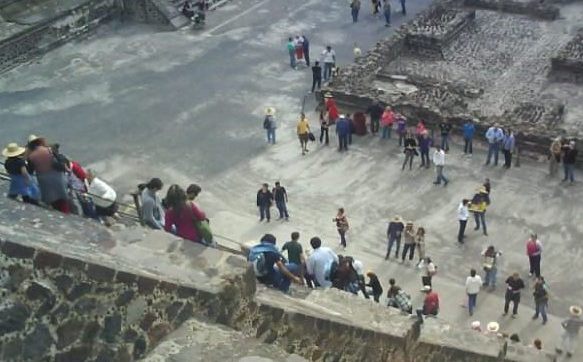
[248, 243, 281, 277]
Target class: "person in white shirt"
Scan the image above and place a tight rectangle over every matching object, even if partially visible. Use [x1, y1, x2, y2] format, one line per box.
[306, 237, 339, 288]
[485, 124, 505, 166]
[465, 269, 483, 316]
[86, 169, 118, 217]
[457, 199, 470, 244]
[320, 45, 336, 82]
[432, 145, 448, 186]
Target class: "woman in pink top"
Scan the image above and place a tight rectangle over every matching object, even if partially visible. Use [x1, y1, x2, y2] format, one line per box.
[164, 185, 206, 243]
[380, 106, 395, 139]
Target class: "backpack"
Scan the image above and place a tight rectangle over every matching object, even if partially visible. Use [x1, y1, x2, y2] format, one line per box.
[248, 243, 280, 277]
[263, 116, 270, 130]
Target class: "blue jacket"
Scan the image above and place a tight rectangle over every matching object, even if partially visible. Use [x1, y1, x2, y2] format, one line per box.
[463, 122, 475, 139]
[419, 137, 433, 151]
[302, 36, 309, 51]
[336, 118, 350, 136]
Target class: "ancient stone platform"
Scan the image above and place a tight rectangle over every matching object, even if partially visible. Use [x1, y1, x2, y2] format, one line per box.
[551, 29, 583, 82]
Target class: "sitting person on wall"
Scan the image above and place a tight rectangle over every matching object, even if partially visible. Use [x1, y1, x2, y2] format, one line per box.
[416, 285, 439, 323]
[2, 142, 39, 205]
[86, 169, 118, 220]
[248, 234, 302, 293]
[164, 184, 207, 244]
[182, 0, 195, 19]
[141, 178, 165, 229]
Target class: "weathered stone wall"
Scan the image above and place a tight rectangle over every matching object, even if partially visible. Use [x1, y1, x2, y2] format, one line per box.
[0, 238, 255, 361]
[464, 0, 560, 20]
[0, 0, 117, 73]
[551, 30, 583, 82]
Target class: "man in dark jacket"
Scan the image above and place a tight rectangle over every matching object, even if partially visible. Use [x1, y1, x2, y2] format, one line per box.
[311, 61, 322, 93]
[419, 132, 432, 168]
[503, 272, 525, 318]
[302, 34, 310, 66]
[336, 115, 350, 151]
[386, 216, 404, 259]
[272, 181, 289, 220]
[366, 100, 383, 134]
[256, 183, 273, 222]
[439, 120, 452, 152]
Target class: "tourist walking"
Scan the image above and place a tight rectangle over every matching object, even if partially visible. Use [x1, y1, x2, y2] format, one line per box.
[371, 0, 381, 14]
[526, 233, 542, 278]
[256, 183, 273, 222]
[432, 146, 449, 186]
[463, 119, 475, 155]
[336, 115, 350, 151]
[321, 46, 336, 81]
[350, 0, 361, 22]
[297, 113, 311, 155]
[263, 107, 277, 144]
[465, 269, 483, 316]
[383, 0, 391, 26]
[401, 222, 416, 262]
[141, 178, 165, 229]
[396, 114, 407, 146]
[419, 131, 432, 168]
[555, 305, 583, 358]
[302, 34, 310, 66]
[333, 208, 349, 248]
[415, 227, 426, 268]
[287, 37, 296, 69]
[380, 106, 394, 139]
[422, 257, 437, 287]
[562, 141, 577, 184]
[457, 199, 469, 244]
[324, 92, 339, 124]
[311, 61, 322, 93]
[366, 100, 383, 135]
[306, 237, 339, 288]
[485, 124, 504, 166]
[2, 143, 39, 204]
[482, 245, 502, 289]
[469, 186, 489, 236]
[438, 120, 452, 152]
[273, 181, 289, 220]
[249, 234, 301, 293]
[502, 129, 515, 169]
[503, 272, 525, 318]
[532, 276, 549, 324]
[386, 215, 404, 260]
[549, 136, 562, 177]
[319, 110, 329, 145]
[400, 0, 407, 14]
[402, 131, 418, 171]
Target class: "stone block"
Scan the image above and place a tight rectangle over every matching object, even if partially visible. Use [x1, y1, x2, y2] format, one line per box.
[137, 276, 159, 295]
[122, 327, 140, 342]
[158, 281, 177, 293]
[115, 289, 135, 307]
[140, 312, 158, 331]
[82, 321, 102, 343]
[0, 301, 30, 334]
[165, 301, 183, 322]
[74, 297, 98, 314]
[177, 285, 198, 299]
[115, 270, 137, 285]
[1, 240, 35, 259]
[173, 302, 194, 328]
[133, 336, 147, 359]
[147, 322, 171, 346]
[62, 257, 86, 272]
[66, 282, 92, 301]
[22, 325, 54, 361]
[54, 274, 74, 293]
[34, 250, 63, 269]
[26, 280, 57, 302]
[57, 318, 85, 349]
[1, 337, 22, 361]
[55, 345, 91, 362]
[86, 263, 116, 283]
[102, 313, 122, 343]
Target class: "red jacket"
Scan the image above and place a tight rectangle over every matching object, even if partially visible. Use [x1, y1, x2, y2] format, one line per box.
[526, 239, 542, 256]
[424, 292, 439, 314]
[326, 98, 339, 122]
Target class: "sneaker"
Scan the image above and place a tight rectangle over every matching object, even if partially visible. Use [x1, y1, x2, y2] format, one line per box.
[532, 315, 538, 320]
[502, 312, 508, 316]
[511, 314, 517, 319]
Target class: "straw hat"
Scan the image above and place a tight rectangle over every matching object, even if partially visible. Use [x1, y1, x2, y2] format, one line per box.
[421, 285, 432, 292]
[569, 305, 582, 317]
[393, 215, 402, 222]
[2, 143, 26, 158]
[486, 321, 499, 333]
[471, 321, 481, 330]
[324, 92, 333, 98]
[28, 134, 40, 142]
[265, 107, 276, 116]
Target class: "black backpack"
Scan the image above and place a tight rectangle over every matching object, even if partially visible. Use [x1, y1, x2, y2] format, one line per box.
[263, 116, 270, 129]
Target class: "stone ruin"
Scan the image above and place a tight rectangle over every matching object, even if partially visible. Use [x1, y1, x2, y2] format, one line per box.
[321, 0, 583, 161]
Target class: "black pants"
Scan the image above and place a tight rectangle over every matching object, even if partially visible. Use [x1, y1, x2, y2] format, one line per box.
[503, 150, 512, 168]
[338, 229, 347, 247]
[402, 151, 414, 170]
[422, 275, 432, 287]
[402, 243, 415, 261]
[319, 126, 329, 144]
[338, 134, 348, 151]
[504, 292, 520, 315]
[464, 137, 473, 154]
[420, 149, 430, 167]
[371, 116, 380, 133]
[304, 49, 310, 66]
[458, 219, 467, 243]
[529, 254, 541, 277]
[95, 202, 118, 217]
[311, 77, 321, 92]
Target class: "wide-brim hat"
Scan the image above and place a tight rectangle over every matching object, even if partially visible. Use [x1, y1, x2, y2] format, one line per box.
[486, 321, 499, 333]
[265, 107, 276, 116]
[471, 321, 481, 329]
[406, 221, 414, 225]
[324, 92, 333, 98]
[569, 305, 582, 316]
[393, 215, 402, 222]
[2, 143, 26, 158]
[28, 134, 40, 142]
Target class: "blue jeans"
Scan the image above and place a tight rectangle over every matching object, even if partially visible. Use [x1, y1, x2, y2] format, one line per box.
[384, 9, 391, 25]
[289, 50, 295, 68]
[486, 142, 499, 165]
[351, 8, 359, 22]
[434, 165, 448, 184]
[386, 235, 401, 258]
[259, 204, 270, 221]
[441, 134, 449, 151]
[381, 126, 391, 139]
[324, 62, 334, 81]
[563, 163, 575, 182]
[276, 200, 288, 219]
[266, 128, 276, 144]
[468, 293, 477, 316]
[483, 267, 497, 287]
[473, 212, 487, 234]
[534, 301, 548, 323]
[269, 263, 300, 293]
[400, 0, 406, 14]
[338, 134, 348, 151]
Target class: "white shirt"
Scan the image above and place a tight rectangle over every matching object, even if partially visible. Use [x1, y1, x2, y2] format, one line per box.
[457, 203, 469, 221]
[432, 149, 445, 166]
[306, 246, 339, 288]
[465, 275, 483, 294]
[321, 49, 336, 63]
[88, 177, 117, 208]
[352, 260, 364, 276]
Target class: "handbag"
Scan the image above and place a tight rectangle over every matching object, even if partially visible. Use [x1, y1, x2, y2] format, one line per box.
[308, 132, 316, 142]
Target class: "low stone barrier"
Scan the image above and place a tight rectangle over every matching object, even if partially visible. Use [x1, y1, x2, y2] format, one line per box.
[550, 30, 583, 82]
[464, 0, 560, 20]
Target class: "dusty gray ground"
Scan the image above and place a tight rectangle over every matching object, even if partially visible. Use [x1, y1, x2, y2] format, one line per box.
[1, 0, 582, 359]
